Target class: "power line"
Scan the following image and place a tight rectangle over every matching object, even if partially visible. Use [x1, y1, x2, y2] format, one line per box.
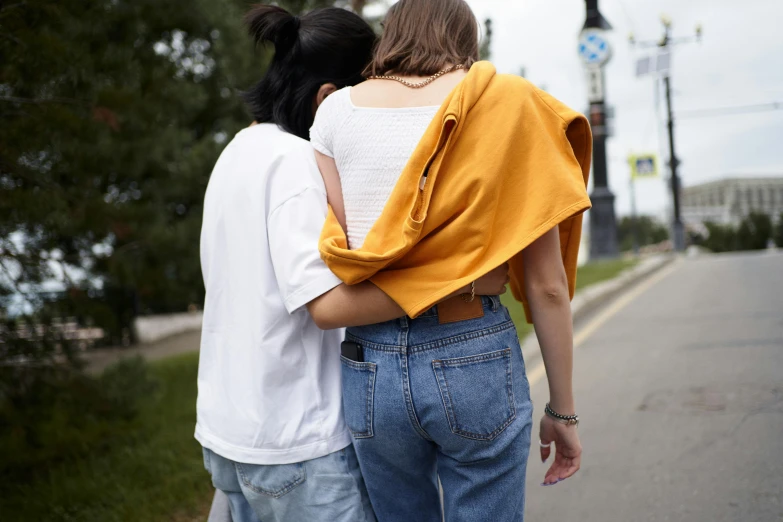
[677, 102, 783, 119]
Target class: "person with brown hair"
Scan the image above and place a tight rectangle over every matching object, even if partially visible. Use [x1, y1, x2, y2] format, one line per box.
[311, 0, 588, 520]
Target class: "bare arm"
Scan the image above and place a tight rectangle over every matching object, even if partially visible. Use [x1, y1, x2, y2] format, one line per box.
[523, 226, 574, 414]
[314, 151, 347, 232]
[306, 282, 404, 330]
[522, 225, 581, 485]
[308, 264, 511, 331]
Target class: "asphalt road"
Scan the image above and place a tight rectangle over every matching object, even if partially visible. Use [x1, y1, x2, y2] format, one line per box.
[524, 251, 783, 522]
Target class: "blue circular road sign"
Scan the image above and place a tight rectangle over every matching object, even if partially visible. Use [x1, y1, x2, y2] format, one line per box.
[578, 29, 612, 66]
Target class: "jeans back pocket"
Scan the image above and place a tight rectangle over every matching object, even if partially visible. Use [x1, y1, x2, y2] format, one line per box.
[340, 356, 377, 439]
[235, 462, 306, 499]
[432, 348, 516, 441]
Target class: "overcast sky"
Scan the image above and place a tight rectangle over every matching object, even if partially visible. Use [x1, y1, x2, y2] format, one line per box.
[371, 0, 783, 218]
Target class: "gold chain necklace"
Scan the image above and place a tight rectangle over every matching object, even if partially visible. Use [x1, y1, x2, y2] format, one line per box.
[368, 64, 465, 89]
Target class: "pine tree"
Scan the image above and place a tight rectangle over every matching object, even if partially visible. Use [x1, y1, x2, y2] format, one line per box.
[1, 0, 274, 347]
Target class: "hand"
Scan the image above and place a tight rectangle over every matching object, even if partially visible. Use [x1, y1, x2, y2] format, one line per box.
[474, 264, 510, 296]
[539, 414, 582, 485]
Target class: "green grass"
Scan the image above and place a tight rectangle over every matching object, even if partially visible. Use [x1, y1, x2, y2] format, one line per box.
[0, 353, 212, 522]
[502, 258, 639, 340]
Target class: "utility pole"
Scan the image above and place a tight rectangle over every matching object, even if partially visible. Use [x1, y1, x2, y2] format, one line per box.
[663, 73, 684, 251]
[631, 16, 702, 252]
[581, 0, 619, 259]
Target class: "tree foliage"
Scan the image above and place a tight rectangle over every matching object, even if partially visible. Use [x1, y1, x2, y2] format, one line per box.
[616, 216, 669, 252]
[480, 18, 493, 61]
[1, 0, 271, 345]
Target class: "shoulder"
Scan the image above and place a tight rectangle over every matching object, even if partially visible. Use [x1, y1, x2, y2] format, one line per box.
[314, 87, 353, 123]
[233, 124, 309, 156]
[229, 125, 324, 204]
[484, 74, 583, 125]
[228, 124, 315, 173]
[264, 130, 325, 207]
[310, 87, 353, 154]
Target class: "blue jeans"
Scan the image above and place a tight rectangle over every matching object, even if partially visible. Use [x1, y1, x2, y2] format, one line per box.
[202, 446, 376, 522]
[342, 296, 533, 522]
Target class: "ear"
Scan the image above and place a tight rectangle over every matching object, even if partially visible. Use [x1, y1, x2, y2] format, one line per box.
[315, 83, 338, 109]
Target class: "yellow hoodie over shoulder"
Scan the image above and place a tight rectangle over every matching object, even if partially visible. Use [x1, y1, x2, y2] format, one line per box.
[319, 62, 593, 322]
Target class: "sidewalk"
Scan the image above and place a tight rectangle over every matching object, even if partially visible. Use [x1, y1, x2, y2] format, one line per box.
[85, 330, 201, 374]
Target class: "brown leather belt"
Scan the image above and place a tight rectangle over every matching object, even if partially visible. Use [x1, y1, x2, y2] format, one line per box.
[436, 295, 484, 325]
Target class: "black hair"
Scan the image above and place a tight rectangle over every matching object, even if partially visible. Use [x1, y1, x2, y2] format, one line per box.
[243, 5, 376, 140]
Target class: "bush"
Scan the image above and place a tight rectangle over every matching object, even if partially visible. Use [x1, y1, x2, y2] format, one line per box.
[0, 353, 210, 522]
[775, 212, 783, 248]
[700, 213, 775, 253]
[702, 221, 738, 253]
[617, 216, 669, 252]
[737, 212, 773, 250]
[0, 356, 158, 478]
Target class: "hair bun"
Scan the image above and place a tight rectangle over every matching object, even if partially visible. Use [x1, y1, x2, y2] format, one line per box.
[245, 5, 300, 54]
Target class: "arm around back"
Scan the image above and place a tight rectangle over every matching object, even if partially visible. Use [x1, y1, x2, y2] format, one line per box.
[307, 263, 511, 331]
[306, 282, 405, 331]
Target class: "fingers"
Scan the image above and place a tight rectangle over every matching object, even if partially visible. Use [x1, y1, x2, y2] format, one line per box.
[539, 438, 552, 464]
[543, 452, 582, 485]
[539, 417, 554, 464]
[558, 453, 581, 480]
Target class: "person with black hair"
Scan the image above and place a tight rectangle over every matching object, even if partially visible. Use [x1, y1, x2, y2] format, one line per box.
[196, 5, 508, 522]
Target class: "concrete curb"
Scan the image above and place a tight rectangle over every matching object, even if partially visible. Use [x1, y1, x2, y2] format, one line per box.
[519, 254, 677, 365]
[133, 311, 203, 344]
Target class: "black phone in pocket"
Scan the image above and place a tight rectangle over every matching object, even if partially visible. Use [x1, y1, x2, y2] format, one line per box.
[341, 341, 363, 362]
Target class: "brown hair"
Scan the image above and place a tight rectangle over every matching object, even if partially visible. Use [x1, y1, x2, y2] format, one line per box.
[365, 0, 480, 77]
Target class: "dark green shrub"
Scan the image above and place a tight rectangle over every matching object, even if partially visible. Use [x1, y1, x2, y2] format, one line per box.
[703, 221, 738, 253]
[737, 212, 773, 250]
[617, 216, 670, 252]
[0, 356, 158, 478]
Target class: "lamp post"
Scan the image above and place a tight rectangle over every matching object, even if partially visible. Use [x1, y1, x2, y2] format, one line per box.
[581, 0, 619, 259]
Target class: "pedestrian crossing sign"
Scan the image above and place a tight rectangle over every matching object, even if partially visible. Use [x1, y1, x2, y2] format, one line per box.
[628, 154, 659, 179]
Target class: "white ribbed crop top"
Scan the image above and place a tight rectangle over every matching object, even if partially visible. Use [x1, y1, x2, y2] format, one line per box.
[310, 87, 439, 250]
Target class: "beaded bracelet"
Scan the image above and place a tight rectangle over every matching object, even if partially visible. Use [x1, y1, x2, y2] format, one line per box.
[545, 403, 579, 426]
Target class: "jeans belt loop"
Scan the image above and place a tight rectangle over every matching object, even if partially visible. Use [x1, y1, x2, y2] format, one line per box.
[398, 315, 409, 330]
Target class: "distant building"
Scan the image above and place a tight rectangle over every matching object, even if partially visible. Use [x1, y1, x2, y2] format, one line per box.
[681, 177, 783, 228]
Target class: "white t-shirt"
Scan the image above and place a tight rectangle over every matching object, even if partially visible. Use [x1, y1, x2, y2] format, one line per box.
[195, 123, 350, 465]
[310, 87, 439, 249]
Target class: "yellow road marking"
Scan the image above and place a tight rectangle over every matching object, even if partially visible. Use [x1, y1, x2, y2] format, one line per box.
[526, 259, 682, 387]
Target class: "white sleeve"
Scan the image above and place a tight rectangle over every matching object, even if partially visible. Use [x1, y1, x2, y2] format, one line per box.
[309, 90, 344, 158]
[268, 187, 342, 314]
